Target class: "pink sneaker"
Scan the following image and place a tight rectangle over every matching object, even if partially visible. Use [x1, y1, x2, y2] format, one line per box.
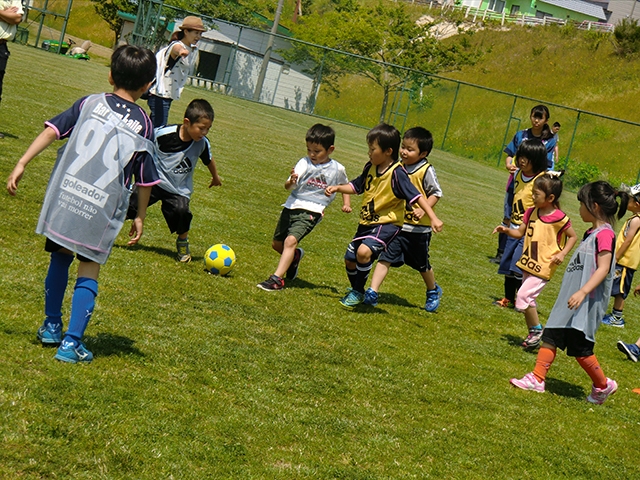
[587, 378, 618, 405]
[510, 372, 545, 392]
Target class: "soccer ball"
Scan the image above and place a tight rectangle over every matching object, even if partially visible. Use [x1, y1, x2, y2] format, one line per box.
[204, 244, 236, 276]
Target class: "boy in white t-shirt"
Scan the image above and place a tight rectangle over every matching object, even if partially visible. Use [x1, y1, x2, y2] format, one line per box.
[257, 124, 351, 291]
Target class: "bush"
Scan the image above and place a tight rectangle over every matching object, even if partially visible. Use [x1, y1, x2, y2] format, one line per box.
[613, 17, 640, 56]
[564, 158, 601, 190]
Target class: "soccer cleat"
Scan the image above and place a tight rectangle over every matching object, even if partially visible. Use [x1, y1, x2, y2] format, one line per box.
[425, 284, 443, 312]
[617, 340, 639, 362]
[37, 322, 62, 345]
[510, 372, 545, 393]
[363, 287, 379, 307]
[176, 237, 191, 263]
[54, 340, 93, 364]
[602, 313, 625, 328]
[493, 297, 515, 309]
[339, 289, 364, 309]
[489, 253, 503, 264]
[286, 248, 305, 280]
[587, 378, 618, 405]
[522, 327, 543, 350]
[257, 274, 285, 291]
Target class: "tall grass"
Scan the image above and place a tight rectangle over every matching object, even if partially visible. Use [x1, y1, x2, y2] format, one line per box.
[1, 44, 640, 478]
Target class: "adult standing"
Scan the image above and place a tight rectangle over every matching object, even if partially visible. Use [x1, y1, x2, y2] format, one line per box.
[0, 0, 24, 138]
[147, 16, 205, 128]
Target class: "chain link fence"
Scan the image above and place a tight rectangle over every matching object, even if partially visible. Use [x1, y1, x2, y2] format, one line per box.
[135, 6, 640, 186]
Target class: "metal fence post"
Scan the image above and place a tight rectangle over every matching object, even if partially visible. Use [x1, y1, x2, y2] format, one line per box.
[498, 96, 518, 166]
[562, 111, 581, 170]
[441, 81, 460, 150]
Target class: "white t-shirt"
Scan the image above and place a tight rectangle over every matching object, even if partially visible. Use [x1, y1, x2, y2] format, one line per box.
[282, 156, 348, 214]
[0, 0, 23, 41]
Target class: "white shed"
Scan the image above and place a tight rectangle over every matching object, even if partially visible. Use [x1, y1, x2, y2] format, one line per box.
[196, 21, 317, 113]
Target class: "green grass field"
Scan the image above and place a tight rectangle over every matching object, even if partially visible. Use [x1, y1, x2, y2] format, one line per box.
[2, 44, 640, 478]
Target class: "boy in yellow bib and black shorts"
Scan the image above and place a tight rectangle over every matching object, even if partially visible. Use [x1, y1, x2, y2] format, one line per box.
[325, 123, 443, 309]
[363, 127, 443, 312]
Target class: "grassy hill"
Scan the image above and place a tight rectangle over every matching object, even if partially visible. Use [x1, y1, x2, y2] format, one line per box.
[35, 2, 640, 183]
[25, 0, 114, 48]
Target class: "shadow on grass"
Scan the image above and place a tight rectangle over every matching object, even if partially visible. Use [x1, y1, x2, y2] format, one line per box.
[85, 333, 145, 359]
[503, 333, 525, 348]
[545, 377, 585, 400]
[286, 278, 341, 294]
[114, 243, 202, 263]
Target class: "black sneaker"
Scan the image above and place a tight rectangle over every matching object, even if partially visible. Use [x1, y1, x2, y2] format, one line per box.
[257, 274, 285, 291]
[286, 248, 305, 280]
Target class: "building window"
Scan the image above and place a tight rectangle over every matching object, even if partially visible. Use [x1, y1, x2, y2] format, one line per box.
[510, 4, 520, 15]
[488, 0, 505, 12]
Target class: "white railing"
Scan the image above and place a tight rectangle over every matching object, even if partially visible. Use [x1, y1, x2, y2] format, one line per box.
[412, 1, 614, 32]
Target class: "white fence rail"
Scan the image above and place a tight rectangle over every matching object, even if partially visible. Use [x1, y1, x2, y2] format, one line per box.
[411, 1, 614, 32]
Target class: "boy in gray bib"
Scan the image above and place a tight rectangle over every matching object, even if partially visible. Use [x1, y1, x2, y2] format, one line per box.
[6, 46, 159, 363]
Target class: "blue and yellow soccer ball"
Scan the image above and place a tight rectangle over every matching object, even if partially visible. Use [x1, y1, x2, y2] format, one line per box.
[204, 244, 236, 276]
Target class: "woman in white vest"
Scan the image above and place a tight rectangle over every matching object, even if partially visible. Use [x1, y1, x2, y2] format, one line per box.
[147, 16, 205, 128]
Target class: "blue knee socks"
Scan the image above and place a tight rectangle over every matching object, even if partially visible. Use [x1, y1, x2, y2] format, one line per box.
[64, 277, 98, 345]
[44, 252, 74, 327]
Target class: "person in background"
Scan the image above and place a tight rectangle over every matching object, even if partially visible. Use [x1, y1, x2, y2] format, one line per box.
[147, 16, 206, 128]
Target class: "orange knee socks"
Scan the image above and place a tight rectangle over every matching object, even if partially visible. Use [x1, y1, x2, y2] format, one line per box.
[576, 355, 607, 389]
[533, 347, 556, 383]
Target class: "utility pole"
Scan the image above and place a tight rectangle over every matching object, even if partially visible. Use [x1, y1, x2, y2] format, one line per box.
[253, 0, 285, 102]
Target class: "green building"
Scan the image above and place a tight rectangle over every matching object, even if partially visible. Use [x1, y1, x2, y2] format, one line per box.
[463, 0, 608, 22]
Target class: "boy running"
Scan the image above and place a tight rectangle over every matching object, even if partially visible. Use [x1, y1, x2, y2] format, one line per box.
[326, 123, 443, 309]
[364, 127, 443, 311]
[127, 98, 221, 262]
[257, 124, 351, 291]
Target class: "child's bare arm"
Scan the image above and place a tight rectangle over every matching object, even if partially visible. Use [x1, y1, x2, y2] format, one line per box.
[128, 186, 152, 245]
[341, 193, 352, 213]
[505, 155, 517, 174]
[412, 195, 439, 222]
[414, 195, 442, 232]
[7, 127, 58, 196]
[285, 168, 299, 190]
[206, 157, 222, 187]
[567, 250, 612, 309]
[325, 184, 353, 196]
[550, 225, 578, 265]
[493, 222, 525, 238]
[615, 217, 640, 261]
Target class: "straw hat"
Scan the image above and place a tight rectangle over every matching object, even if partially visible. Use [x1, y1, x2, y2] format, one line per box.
[179, 16, 206, 32]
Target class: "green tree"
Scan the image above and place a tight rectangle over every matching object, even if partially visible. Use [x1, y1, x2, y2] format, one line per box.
[90, 0, 137, 41]
[91, 0, 259, 42]
[286, 0, 480, 122]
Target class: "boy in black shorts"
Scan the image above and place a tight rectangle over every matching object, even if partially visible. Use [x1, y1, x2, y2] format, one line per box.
[127, 99, 221, 262]
[364, 127, 443, 311]
[326, 123, 443, 309]
[6, 45, 159, 363]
